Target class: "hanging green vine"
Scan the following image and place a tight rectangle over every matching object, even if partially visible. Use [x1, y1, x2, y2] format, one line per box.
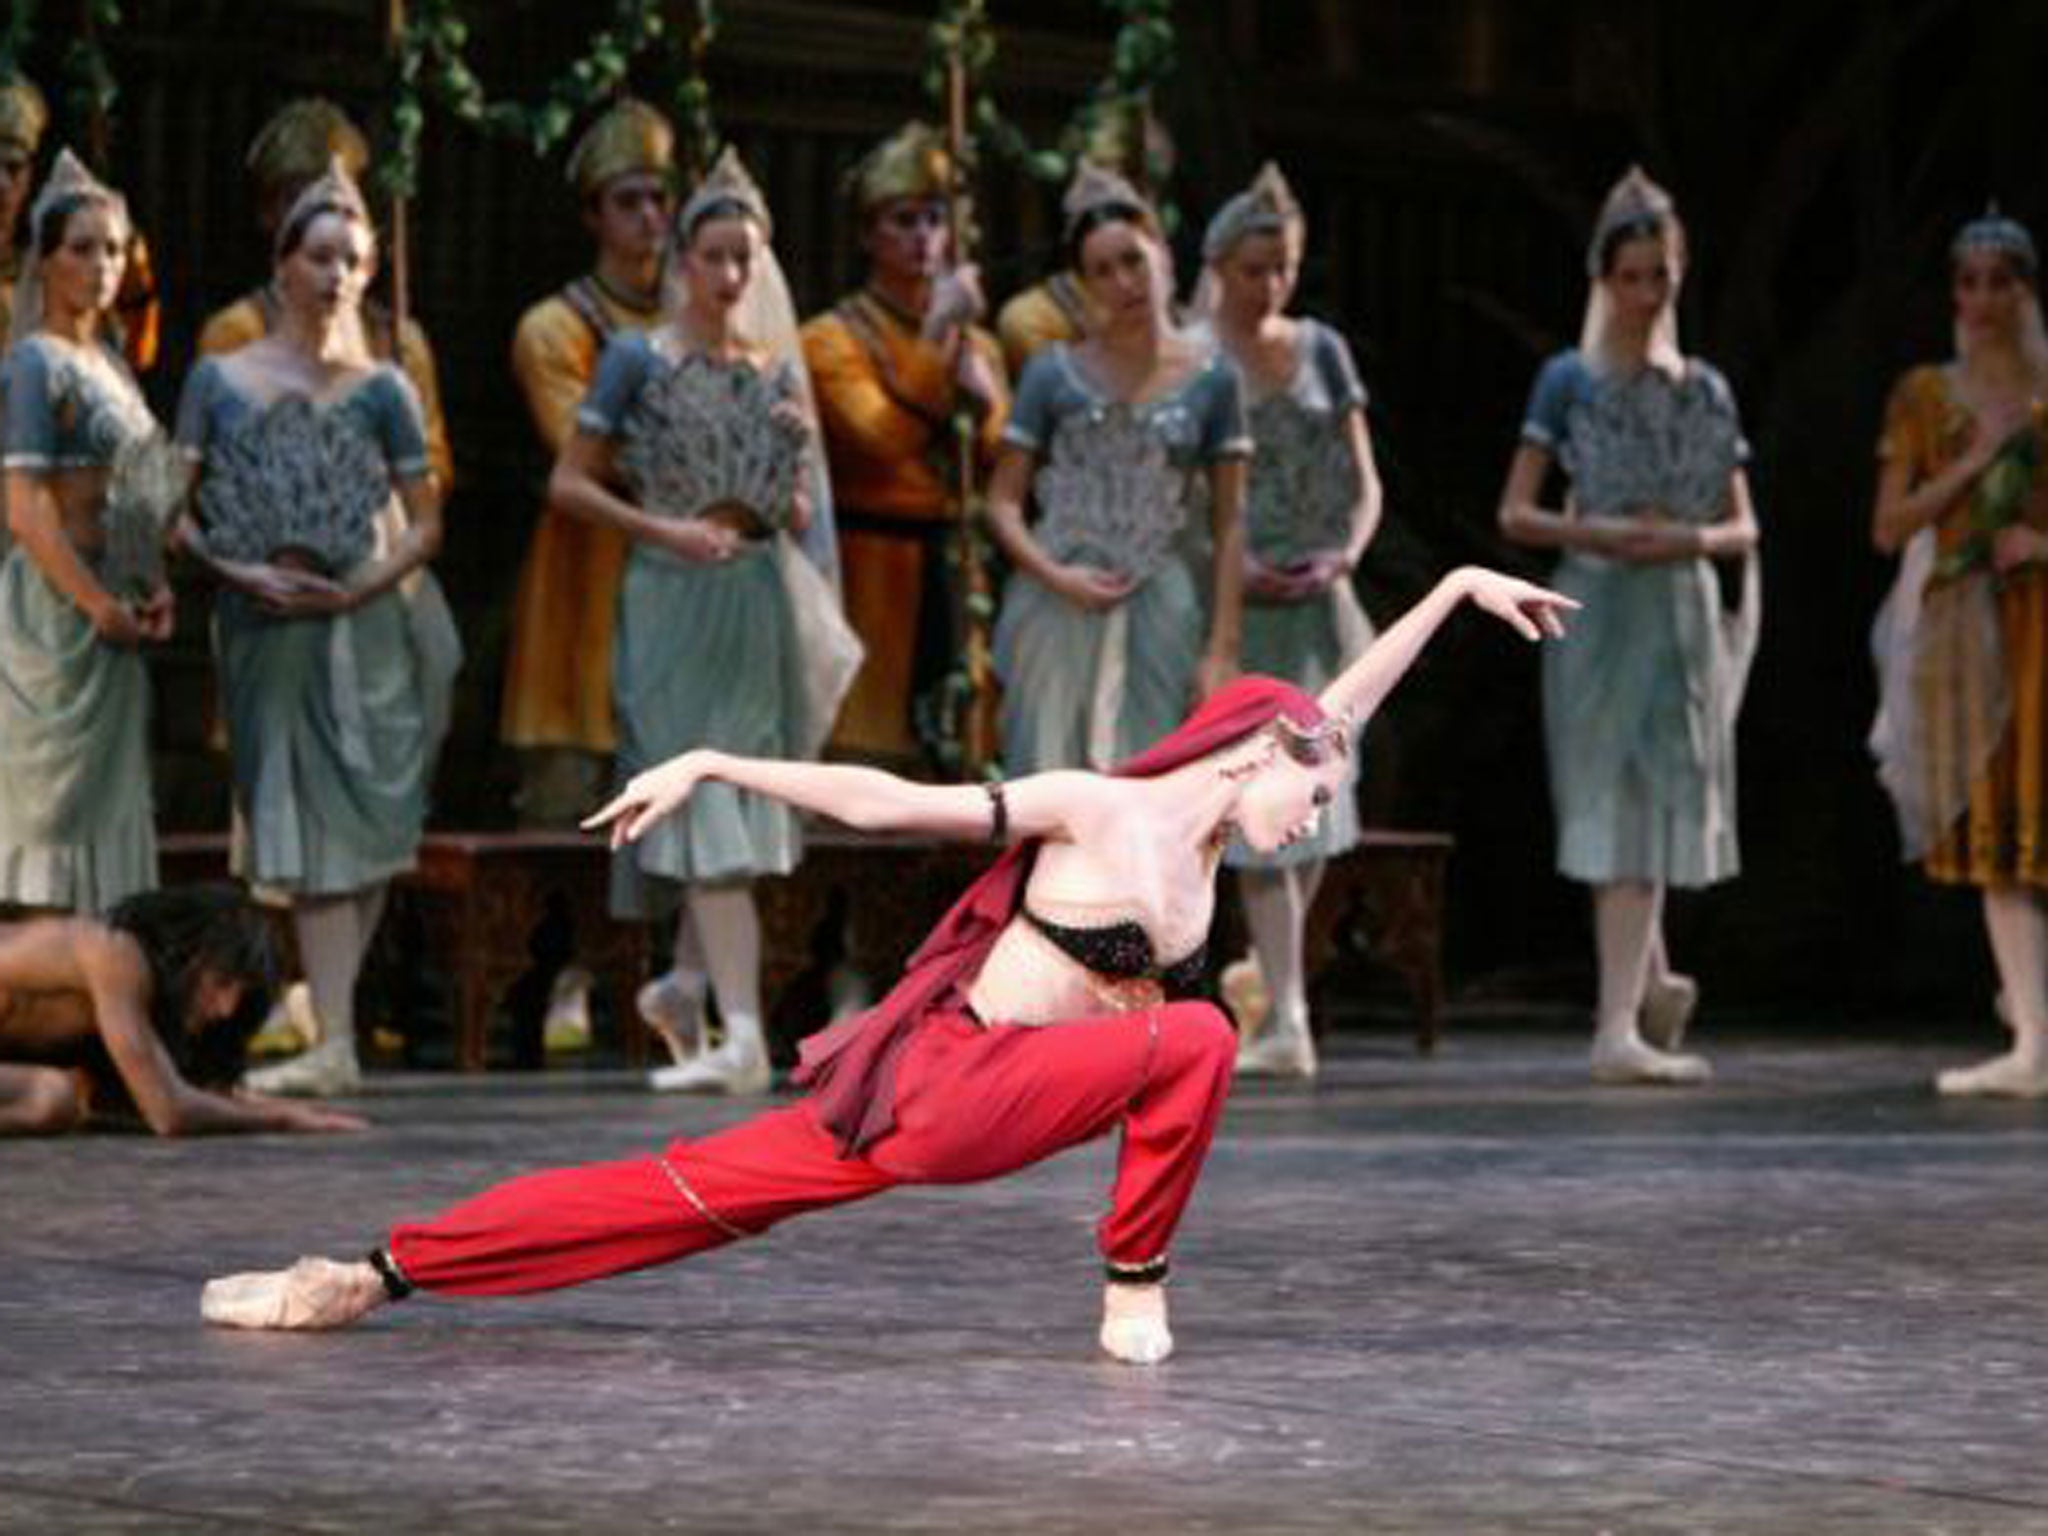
[383, 0, 717, 200]
[923, 0, 1177, 202]
[0, 0, 36, 75]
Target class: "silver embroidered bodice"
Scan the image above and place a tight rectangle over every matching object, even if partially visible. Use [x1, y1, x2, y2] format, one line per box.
[44, 343, 159, 464]
[1245, 393, 1356, 564]
[616, 353, 808, 528]
[1034, 405, 1189, 582]
[197, 396, 387, 574]
[1561, 370, 1742, 525]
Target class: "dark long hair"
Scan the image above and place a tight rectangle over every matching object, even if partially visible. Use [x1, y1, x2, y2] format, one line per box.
[104, 885, 280, 1088]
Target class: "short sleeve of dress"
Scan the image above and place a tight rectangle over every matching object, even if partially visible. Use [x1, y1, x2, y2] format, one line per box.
[1311, 322, 1368, 414]
[1001, 347, 1062, 453]
[575, 332, 652, 439]
[373, 367, 433, 481]
[1520, 350, 1582, 452]
[1877, 367, 1934, 472]
[1201, 359, 1254, 462]
[2, 340, 59, 470]
[171, 356, 218, 461]
[1693, 361, 1752, 466]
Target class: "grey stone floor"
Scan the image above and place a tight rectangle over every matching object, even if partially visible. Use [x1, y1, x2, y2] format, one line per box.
[4, 1026, 2048, 1534]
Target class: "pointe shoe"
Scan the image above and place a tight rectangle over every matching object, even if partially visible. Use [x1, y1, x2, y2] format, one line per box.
[637, 972, 707, 1068]
[544, 965, 594, 1054]
[1590, 1035, 1712, 1086]
[647, 1041, 770, 1096]
[1935, 1050, 2048, 1099]
[1220, 956, 1270, 1037]
[1640, 974, 1699, 1052]
[243, 1040, 362, 1098]
[1235, 1021, 1319, 1080]
[1099, 1283, 1174, 1365]
[201, 1257, 384, 1331]
[246, 981, 321, 1060]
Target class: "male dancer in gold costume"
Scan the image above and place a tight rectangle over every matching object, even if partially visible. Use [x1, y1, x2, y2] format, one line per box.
[197, 98, 451, 493]
[0, 70, 49, 346]
[801, 122, 1007, 765]
[498, 100, 674, 825]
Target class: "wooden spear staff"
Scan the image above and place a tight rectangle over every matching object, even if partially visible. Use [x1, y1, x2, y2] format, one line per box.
[384, 0, 412, 349]
[941, 14, 999, 775]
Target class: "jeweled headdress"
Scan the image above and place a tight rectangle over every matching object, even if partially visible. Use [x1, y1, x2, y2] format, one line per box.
[1061, 161, 1157, 244]
[0, 71, 47, 156]
[273, 153, 372, 259]
[246, 99, 368, 204]
[845, 121, 951, 216]
[566, 97, 675, 200]
[28, 146, 125, 232]
[677, 144, 770, 240]
[1951, 203, 2038, 280]
[1201, 160, 1304, 264]
[1585, 165, 1679, 279]
[1580, 165, 1685, 378]
[9, 147, 127, 347]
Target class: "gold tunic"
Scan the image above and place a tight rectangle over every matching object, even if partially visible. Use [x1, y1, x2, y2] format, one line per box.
[995, 272, 1094, 379]
[1880, 365, 2048, 888]
[498, 278, 662, 754]
[800, 290, 1007, 759]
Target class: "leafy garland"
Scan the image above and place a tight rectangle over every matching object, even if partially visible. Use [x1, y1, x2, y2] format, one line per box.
[385, 0, 720, 200]
[1, 0, 126, 161]
[924, 0, 1177, 209]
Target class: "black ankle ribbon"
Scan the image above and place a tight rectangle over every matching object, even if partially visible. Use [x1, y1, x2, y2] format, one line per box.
[367, 1247, 415, 1302]
[1105, 1256, 1169, 1286]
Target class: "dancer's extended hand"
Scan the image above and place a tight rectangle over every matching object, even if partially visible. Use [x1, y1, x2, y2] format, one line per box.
[585, 750, 711, 848]
[1459, 567, 1577, 640]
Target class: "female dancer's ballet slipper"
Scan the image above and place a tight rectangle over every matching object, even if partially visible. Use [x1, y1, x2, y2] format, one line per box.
[1935, 1051, 2048, 1099]
[201, 1257, 384, 1331]
[1099, 1283, 1175, 1365]
[1590, 1036, 1712, 1086]
[1639, 974, 1699, 1051]
[637, 972, 708, 1068]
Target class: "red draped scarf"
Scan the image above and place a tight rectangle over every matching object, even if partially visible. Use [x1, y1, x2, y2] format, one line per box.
[795, 677, 1328, 1155]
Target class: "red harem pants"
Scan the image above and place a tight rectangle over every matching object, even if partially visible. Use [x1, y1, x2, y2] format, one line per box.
[386, 1000, 1237, 1296]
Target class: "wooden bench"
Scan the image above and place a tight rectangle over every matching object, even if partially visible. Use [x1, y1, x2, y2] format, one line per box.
[157, 824, 1453, 1066]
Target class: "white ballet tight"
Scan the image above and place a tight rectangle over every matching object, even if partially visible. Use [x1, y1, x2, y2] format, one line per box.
[1239, 861, 1325, 1040]
[291, 883, 389, 1050]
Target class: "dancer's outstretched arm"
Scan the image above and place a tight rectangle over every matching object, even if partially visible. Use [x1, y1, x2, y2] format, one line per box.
[588, 752, 1110, 850]
[1318, 566, 1576, 727]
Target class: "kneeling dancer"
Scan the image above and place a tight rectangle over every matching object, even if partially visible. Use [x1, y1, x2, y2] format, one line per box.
[201, 567, 1572, 1363]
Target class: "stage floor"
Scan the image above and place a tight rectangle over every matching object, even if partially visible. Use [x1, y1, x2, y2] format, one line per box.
[4, 1027, 2047, 1534]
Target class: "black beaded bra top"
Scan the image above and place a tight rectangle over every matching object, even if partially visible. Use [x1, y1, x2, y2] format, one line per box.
[1022, 908, 1209, 999]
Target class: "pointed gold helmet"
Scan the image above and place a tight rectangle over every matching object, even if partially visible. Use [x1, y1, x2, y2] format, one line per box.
[247, 98, 369, 206]
[0, 71, 48, 157]
[845, 120, 951, 217]
[566, 98, 675, 200]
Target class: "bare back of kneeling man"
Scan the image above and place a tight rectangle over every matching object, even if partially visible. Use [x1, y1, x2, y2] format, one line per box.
[0, 885, 365, 1137]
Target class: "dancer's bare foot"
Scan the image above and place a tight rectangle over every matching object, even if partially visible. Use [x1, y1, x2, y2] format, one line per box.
[201, 1257, 386, 1331]
[1936, 1049, 2048, 1099]
[1639, 973, 1699, 1052]
[1590, 1035, 1712, 1086]
[1099, 1282, 1174, 1365]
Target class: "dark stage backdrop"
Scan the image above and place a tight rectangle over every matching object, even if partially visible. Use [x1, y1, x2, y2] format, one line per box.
[30, 0, 2044, 1021]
